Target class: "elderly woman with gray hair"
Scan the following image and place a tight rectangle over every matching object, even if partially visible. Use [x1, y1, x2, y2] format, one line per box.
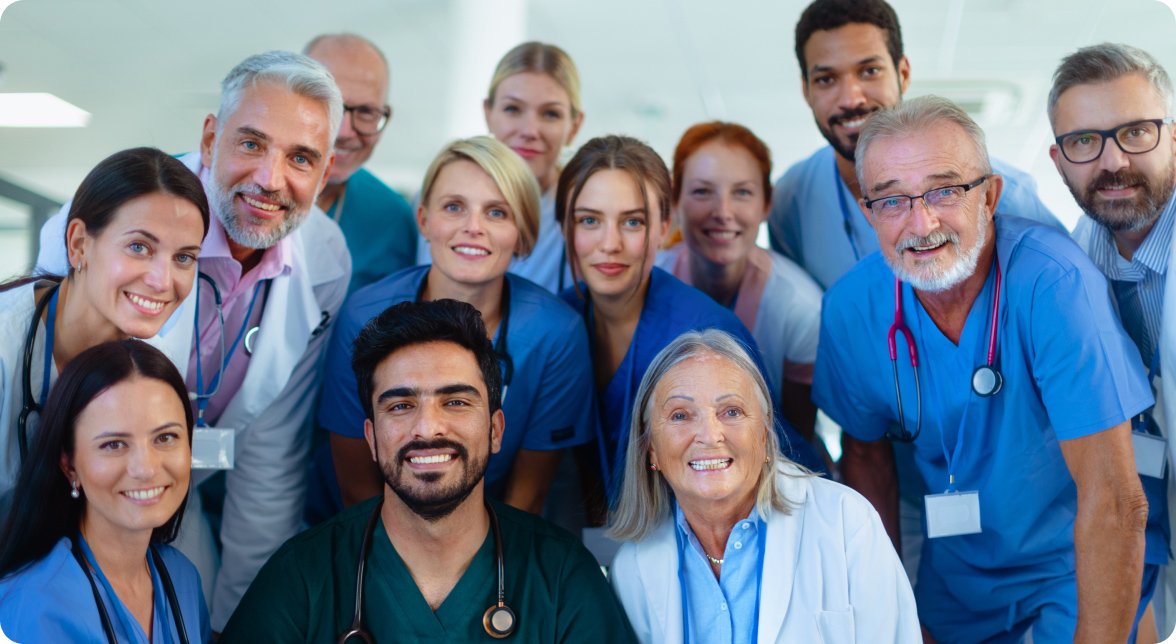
[608, 329, 919, 643]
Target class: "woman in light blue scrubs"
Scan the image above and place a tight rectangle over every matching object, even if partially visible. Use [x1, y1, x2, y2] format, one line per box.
[321, 136, 597, 515]
[0, 340, 209, 643]
[555, 135, 826, 515]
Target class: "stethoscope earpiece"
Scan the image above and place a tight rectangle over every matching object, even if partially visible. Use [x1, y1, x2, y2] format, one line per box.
[483, 603, 516, 639]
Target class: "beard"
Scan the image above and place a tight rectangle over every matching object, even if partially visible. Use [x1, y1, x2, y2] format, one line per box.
[886, 209, 989, 293]
[815, 106, 880, 162]
[207, 154, 309, 250]
[1067, 164, 1176, 233]
[381, 437, 489, 522]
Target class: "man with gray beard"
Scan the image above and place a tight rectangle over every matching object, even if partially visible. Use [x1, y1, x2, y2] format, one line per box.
[814, 95, 1154, 642]
[1050, 43, 1176, 640]
[34, 50, 352, 632]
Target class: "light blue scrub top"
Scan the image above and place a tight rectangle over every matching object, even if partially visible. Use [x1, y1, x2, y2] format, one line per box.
[560, 267, 827, 500]
[768, 145, 1064, 291]
[0, 537, 210, 643]
[318, 265, 597, 497]
[327, 168, 418, 295]
[813, 216, 1153, 630]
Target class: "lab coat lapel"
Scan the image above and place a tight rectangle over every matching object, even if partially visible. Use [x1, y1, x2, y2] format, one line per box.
[638, 519, 683, 642]
[758, 470, 807, 642]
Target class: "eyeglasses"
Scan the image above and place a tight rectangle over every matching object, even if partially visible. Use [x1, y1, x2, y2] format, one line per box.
[343, 103, 392, 135]
[863, 175, 989, 221]
[1054, 117, 1174, 163]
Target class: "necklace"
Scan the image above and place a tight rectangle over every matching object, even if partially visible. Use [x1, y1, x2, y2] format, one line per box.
[704, 552, 723, 566]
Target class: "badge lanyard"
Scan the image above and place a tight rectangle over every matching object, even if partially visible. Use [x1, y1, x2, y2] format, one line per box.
[192, 279, 265, 427]
[833, 156, 863, 262]
[40, 287, 59, 408]
[672, 508, 766, 643]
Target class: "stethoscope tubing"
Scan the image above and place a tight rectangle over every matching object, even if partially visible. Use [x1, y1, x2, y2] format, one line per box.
[71, 537, 189, 644]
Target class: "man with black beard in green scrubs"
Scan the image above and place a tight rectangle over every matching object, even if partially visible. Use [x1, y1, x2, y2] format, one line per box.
[221, 300, 636, 642]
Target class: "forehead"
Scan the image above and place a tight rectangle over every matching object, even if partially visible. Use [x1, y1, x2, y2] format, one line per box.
[221, 81, 332, 153]
[431, 159, 501, 200]
[804, 22, 893, 72]
[577, 168, 651, 210]
[655, 352, 757, 401]
[372, 340, 487, 395]
[307, 39, 388, 103]
[495, 71, 571, 105]
[1052, 74, 1167, 132]
[75, 376, 186, 437]
[684, 141, 761, 181]
[98, 191, 204, 238]
[862, 121, 979, 190]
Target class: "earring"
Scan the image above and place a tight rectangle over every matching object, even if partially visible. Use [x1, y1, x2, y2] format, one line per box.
[764, 455, 771, 463]
[70, 481, 80, 499]
[648, 463, 659, 472]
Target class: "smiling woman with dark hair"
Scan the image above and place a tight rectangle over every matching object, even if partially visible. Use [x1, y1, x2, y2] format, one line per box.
[0, 339, 209, 642]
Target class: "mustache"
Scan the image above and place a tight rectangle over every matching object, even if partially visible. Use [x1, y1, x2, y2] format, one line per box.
[1089, 169, 1148, 193]
[236, 184, 295, 210]
[828, 106, 878, 129]
[896, 230, 959, 253]
[396, 438, 469, 463]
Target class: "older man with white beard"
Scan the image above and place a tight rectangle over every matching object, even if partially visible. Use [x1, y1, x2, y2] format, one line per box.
[813, 95, 1154, 643]
[36, 51, 352, 632]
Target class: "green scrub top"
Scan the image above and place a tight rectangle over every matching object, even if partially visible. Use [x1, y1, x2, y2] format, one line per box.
[221, 497, 637, 642]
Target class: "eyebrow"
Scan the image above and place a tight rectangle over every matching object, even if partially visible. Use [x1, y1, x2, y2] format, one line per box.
[809, 55, 885, 77]
[237, 126, 324, 162]
[500, 94, 566, 109]
[664, 394, 695, 404]
[376, 383, 484, 404]
[436, 194, 510, 209]
[91, 422, 183, 441]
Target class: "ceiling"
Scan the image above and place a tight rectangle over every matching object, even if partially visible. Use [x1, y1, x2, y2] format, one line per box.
[2, 0, 1175, 234]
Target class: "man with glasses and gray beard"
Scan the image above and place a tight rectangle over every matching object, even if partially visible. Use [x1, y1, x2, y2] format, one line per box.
[813, 95, 1153, 642]
[1051, 43, 1176, 640]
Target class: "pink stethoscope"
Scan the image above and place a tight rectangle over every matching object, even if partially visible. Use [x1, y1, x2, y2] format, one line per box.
[887, 260, 1003, 442]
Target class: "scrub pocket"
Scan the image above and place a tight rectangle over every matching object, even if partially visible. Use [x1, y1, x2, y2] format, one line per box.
[817, 609, 856, 644]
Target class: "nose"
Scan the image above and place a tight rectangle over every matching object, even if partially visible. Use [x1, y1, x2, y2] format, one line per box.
[253, 151, 287, 193]
[600, 220, 624, 253]
[693, 413, 726, 445]
[411, 401, 449, 440]
[715, 192, 736, 223]
[518, 110, 539, 140]
[127, 443, 160, 480]
[463, 210, 487, 236]
[142, 258, 171, 293]
[907, 197, 941, 237]
[836, 76, 868, 112]
[338, 109, 358, 141]
[1096, 137, 1131, 173]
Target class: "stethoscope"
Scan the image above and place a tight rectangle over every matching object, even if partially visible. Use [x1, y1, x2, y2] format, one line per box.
[414, 274, 515, 398]
[191, 272, 271, 426]
[18, 282, 60, 461]
[834, 156, 864, 262]
[337, 500, 516, 642]
[888, 259, 1003, 442]
[70, 537, 189, 644]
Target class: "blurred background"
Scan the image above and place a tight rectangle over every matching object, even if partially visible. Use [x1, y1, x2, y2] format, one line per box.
[1, 0, 1174, 279]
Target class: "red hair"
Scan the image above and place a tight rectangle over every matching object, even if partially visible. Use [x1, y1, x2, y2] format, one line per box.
[671, 121, 773, 206]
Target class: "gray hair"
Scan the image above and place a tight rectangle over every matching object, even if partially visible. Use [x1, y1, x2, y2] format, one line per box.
[1048, 43, 1173, 127]
[608, 329, 804, 542]
[855, 95, 992, 194]
[217, 51, 344, 141]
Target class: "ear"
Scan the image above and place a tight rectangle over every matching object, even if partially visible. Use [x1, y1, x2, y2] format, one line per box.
[1049, 144, 1064, 176]
[566, 111, 585, 147]
[65, 217, 89, 272]
[489, 409, 505, 454]
[416, 202, 429, 236]
[483, 98, 493, 130]
[801, 73, 814, 106]
[647, 445, 659, 471]
[897, 56, 912, 95]
[316, 151, 337, 199]
[200, 114, 218, 171]
[858, 197, 877, 227]
[983, 173, 1005, 219]
[363, 419, 378, 463]
[59, 451, 75, 484]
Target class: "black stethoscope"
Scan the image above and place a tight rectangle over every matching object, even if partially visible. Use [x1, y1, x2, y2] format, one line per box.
[70, 538, 189, 644]
[192, 272, 271, 426]
[888, 259, 1003, 442]
[18, 282, 60, 461]
[337, 500, 516, 642]
[414, 274, 514, 397]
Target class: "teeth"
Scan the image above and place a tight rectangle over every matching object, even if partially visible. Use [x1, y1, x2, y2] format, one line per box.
[453, 246, 490, 256]
[841, 118, 866, 128]
[913, 242, 944, 252]
[242, 195, 280, 212]
[128, 294, 164, 312]
[689, 458, 731, 471]
[123, 486, 165, 500]
[409, 454, 454, 464]
[707, 231, 738, 240]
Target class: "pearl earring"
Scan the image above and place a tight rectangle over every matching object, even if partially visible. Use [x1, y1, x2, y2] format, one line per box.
[70, 481, 80, 499]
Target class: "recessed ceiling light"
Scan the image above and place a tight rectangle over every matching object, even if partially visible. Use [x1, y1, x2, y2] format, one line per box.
[0, 93, 90, 127]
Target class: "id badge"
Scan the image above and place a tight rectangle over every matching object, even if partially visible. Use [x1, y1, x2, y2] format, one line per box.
[1132, 431, 1167, 479]
[192, 427, 235, 469]
[925, 491, 982, 538]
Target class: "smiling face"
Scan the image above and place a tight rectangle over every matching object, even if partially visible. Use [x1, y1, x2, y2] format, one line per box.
[65, 375, 191, 542]
[570, 169, 669, 301]
[419, 159, 520, 289]
[364, 341, 504, 521]
[677, 141, 767, 269]
[647, 352, 767, 516]
[1050, 74, 1176, 233]
[66, 191, 204, 339]
[201, 81, 335, 253]
[860, 120, 1000, 293]
[802, 23, 911, 162]
[307, 37, 390, 184]
[485, 71, 583, 192]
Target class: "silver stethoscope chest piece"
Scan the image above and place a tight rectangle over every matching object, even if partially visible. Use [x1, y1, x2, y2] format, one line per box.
[971, 364, 1003, 397]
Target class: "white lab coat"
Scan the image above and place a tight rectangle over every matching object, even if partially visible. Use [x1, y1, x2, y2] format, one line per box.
[609, 464, 920, 644]
[35, 151, 352, 631]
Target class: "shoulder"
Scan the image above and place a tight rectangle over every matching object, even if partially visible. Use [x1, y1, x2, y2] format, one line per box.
[558, 285, 589, 316]
[494, 500, 601, 574]
[0, 538, 78, 604]
[998, 216, 1096, 283]
[646, 267, 726, 322]
[776, 146, 831, 188]
[772, 465, 881, 542]
[340, 266, 423, 324]
[350, 169, 413, 210]
[764, 250, 823, 302]
[153, 544, 203, 586]
[294, 209, 349, 277]
[264, 498, 373, 571]
[0, 284, 36, 334]
[507, 274, 583, 333]
[821, 253, 890, 317]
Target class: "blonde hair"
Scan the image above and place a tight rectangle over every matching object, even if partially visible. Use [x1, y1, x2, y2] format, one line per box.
[418, 136, 541, 257]
[608, 330, 805, 542]
[487, 42, 582, 117]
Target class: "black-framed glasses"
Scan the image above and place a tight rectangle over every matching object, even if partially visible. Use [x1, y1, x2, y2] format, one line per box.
[863, 175, 989, 221]
[1054, 117, 1174, 163]
[343, 103, 392, 135]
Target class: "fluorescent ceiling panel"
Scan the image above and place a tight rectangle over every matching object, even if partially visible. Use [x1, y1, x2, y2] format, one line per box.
[0, 93, 90, 127]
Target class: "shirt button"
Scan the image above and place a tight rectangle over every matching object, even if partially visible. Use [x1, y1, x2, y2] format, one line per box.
[741, 522, 750, 530]
[721, 602, 728, 611]
[734, 541, 742, 550]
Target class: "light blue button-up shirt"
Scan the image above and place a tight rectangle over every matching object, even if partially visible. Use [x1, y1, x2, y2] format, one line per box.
[675, 504, 764, 644]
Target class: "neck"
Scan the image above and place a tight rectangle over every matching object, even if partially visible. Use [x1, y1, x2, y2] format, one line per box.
[380, 488, 490, 602]
[1112, 217, 1159, 262]
[537, 165, 558, 195]
[423, 269, 504, 338]
[914, 242, 996, 344]
[79, 517, 151, 584]
[834, 152, 862, 200]
[226, 238, 265, 275]
[591, 275, 649, 330]
[679, 494, 756, 566]
[52, 277, 125, 367]
[687, 250, 746, 308]
[316, 181, 347, 212]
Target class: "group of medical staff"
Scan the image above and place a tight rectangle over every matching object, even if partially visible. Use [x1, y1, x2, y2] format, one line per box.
[0, 0, 1173, 640]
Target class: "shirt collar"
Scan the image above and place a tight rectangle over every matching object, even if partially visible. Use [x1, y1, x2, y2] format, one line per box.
[673, 501, 762, 550]
[1088, 189, 1176, 279]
